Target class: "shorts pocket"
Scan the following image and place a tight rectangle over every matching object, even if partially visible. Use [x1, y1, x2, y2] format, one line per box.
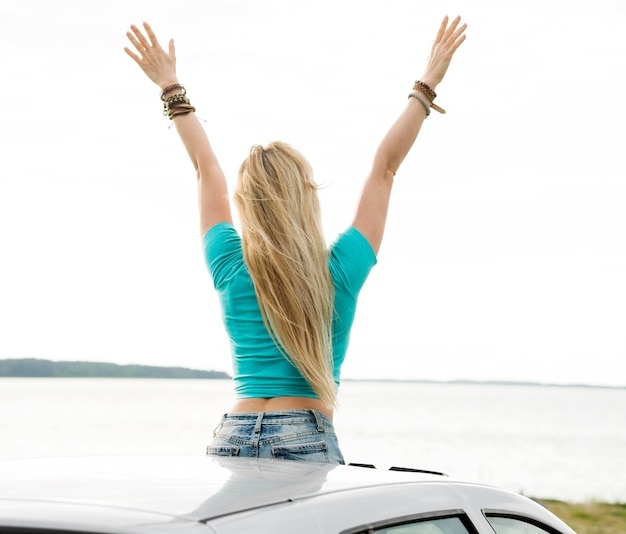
[272, 441, 328, 463]
[206, 445, 240, 457]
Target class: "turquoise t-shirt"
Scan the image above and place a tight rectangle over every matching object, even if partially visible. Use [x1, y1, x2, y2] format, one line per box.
[202, 222, 377, 399]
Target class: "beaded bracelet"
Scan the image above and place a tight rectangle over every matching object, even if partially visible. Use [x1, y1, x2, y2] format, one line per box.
[160, 84, 186, 101]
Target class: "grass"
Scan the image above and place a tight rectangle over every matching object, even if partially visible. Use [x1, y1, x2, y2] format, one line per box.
[540, 499, 626, 534]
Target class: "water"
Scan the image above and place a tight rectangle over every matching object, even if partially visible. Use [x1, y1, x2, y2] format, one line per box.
[1, 378, 624, 503]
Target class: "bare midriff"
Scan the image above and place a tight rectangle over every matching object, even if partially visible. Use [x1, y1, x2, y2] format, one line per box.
[229, 397, 333, 420]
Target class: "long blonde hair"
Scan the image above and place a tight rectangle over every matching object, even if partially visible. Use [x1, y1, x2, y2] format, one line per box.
[234, 141, 336, 407]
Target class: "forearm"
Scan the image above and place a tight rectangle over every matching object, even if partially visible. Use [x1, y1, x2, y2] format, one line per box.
[159, 83, 222, 177]
[171, 111, 221, 177]
[373, 96, 427, 177]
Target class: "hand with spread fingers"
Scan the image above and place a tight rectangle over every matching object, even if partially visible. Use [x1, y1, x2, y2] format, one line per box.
[420, 15, 467, 90]
[124, 22, 178, 90]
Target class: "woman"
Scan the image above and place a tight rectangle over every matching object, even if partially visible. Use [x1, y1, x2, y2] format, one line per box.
[125, 16, 466, 464]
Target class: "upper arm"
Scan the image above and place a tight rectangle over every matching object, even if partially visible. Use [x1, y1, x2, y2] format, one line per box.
[170, 113, 233, 236]
[351, 97, 427, 254]
[351, 167, 394, 256]
[198, 163, 233, 236]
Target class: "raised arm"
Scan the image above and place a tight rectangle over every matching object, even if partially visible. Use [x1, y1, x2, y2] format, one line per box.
[352, 16, 466, 255]
[125, 22, 232, 236]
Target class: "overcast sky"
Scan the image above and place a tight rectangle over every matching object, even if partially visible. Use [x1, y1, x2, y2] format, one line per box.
[1, 0, 624, 386]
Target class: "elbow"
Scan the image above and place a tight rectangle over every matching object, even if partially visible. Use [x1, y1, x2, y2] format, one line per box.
[373, 150, 400, 183]
[372, 159, 397, 184]
[384, 154, 403, 180]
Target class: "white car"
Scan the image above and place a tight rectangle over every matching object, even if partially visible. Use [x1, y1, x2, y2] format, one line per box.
[0, 455, 576, 533]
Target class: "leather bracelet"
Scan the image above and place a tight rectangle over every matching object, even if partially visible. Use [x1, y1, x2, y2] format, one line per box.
[413, 80, 446, 114]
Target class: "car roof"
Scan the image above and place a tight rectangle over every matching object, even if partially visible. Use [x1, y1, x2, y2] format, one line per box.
[0, 456, 449, 519]
[0, 455, 572, 534]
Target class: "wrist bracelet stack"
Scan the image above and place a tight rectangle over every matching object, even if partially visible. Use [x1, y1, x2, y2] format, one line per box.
[408, 80, 446, 116]
[160, 84, 196, 119]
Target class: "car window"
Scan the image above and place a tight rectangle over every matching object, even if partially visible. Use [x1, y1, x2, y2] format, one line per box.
[374, 516, 470, 533]
[487, 515, 563, 534]
[343, 515, 473, 534]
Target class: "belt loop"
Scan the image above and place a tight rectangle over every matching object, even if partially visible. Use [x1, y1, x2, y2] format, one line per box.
[254, 412, 264, 434]
[212, 414, 227, 437]
[311, 410, 325, 433]
[252, 412, 264, 458]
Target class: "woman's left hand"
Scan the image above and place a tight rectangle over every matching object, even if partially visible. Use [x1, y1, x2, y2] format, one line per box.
[420, 15, 467, 90]
[124, 22, 178, 89]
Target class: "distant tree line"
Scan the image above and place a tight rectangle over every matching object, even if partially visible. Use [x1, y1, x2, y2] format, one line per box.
[0, 358, 230, 379]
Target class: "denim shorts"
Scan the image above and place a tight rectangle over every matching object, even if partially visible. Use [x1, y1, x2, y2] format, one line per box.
[206, 409, 345, 464]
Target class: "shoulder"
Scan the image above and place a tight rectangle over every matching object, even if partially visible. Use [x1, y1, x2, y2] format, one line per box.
[331, 227, 377, 262]
[329, 227, 377, 290]
[202, 222, 243, 287]
[202, 221, 239, 250]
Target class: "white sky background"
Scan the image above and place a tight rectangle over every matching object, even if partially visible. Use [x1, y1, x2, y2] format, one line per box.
[1, 0, 624, 386]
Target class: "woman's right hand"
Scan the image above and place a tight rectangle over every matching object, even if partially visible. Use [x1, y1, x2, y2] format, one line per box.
[420, 15, 467, 90]
[124, 22, 178, 90]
